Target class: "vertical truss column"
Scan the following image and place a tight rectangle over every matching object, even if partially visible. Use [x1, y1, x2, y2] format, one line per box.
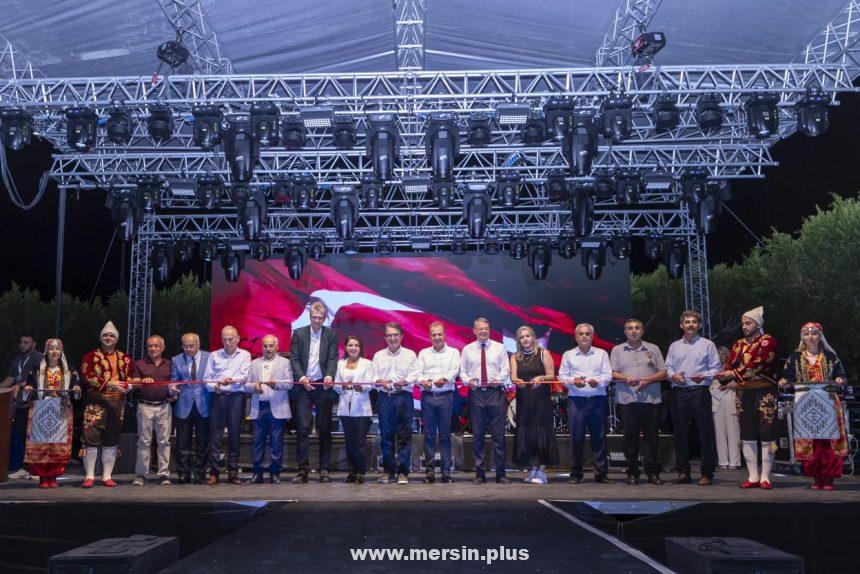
[683, 231, 711, 339]
[127, 230, 154, 359]
[0, 35, 41, 79]
[157, 0, 233, 74]
[393, 0, 427, 175]
[595, 0, 663, 66]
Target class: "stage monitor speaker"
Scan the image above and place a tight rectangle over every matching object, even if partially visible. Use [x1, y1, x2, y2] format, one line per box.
[666, 537, 803, 574]
[49, 535, 179, 574]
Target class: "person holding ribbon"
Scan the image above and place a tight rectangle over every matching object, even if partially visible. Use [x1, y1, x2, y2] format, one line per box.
[778, 322, 848, 491]
[23, 338, 80, 488]
[334, 335, 376, 484]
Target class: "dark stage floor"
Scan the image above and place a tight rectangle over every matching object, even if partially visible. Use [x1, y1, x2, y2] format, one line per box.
[1, 468, 857, 573]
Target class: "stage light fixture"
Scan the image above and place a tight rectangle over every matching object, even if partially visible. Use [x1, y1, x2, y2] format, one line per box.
[283, 241, 307, 280]
[250, 102, 280, 147]
[600, 95, 633, 143]
[225, 115, 258, 182]
[432, 181, 455, 208]
[563, 112, 597, 177]
[343, 239, 360, 255]
[65, 107, 98, 151]
[520, 114, 546, 146]
[146, 105, 174, 143]
[410, 235, 432, 251]
[645, 236, 664, 260]
[367, 113, 400, 181]
[195, 174, 224, 210]
[467, 113, 492, 147]
[580, 237, 607, 281]
[570, 185, 595, 237]
[106, 188, 141, 242]
[796, 90, 829, 137]
[544, 97, 575, 142]
[463, 185, 492, 239]
[631, 31, 666, 60]
[652, 94, 680, 133]
[663, 239, 687, 279]
[271, 177, 293, 205]
[557, 232, 577, 259]
[292, 174, 317, 209]
[643, 172, 674, 192]
[199, 241, 218, 262]
[330, 184, 359, 239]
[221, 248, 246, 283]
[253, 241, 271, 262]
[0, 108, 33, 150]
[167, 178, 196, 201]
[332, 115, 356, 149]
[697, 184, 722, 234]
[151, 244, 173, 284]
[611, 236, 631, 260]
[528, 242, 552, 280]
[105, 107, 133, 144]
[493, 173, 520, 207]
[695, 94, 724, 132]
[744, 93, 779, 139]
[509, 235, 528, 260]
[157, 38, 189, 68]
[427, 112, 459, 186]
[233, 185, 267, 240]
[495, 103, 531, 126]
[174, 242, 194, 264]
[281, 115, 306, 150]
[360, 177, 382, 209]
[451, 237, 468, 255]
[402, 175, 430, 195]
[483, 238, 500, 255]
[545, 171, 569, 203]
[308, 236, 326, 260]
[191, 106, 223, 149]
[300, 105, 334, 129]
[593, 169, 615, 198]
[615, 169, 642, 204]
[137, 176, 163, 213]
[681, 167, 708, 203]
[376, 235, 394, 255]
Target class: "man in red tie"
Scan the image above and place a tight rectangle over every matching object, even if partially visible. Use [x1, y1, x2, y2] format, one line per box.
[459, 318, 512, 484]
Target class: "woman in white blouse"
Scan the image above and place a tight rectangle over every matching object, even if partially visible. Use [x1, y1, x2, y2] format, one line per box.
[335, 335, 376, 484]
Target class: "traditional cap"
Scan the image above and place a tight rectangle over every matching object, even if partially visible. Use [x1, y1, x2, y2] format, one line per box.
[801, 321, 823, 333]
[742, 306, 764, 328]
[100, 321, 119, 338]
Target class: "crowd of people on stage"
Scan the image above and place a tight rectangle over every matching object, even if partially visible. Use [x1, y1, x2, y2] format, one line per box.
[1, 302, 849, 492]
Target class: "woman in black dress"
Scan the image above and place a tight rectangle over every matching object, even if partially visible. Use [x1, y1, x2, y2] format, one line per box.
[510, 325, 559, 483]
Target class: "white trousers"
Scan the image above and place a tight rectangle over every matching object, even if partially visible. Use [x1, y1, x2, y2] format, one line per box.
[712, 390, 741, 467]
[136, 403, 173, 477]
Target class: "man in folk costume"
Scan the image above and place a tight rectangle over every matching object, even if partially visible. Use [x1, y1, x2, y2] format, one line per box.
[717, 306, 780, 490]
[23, 339, 81, 487]
[79, 321, 133, 488]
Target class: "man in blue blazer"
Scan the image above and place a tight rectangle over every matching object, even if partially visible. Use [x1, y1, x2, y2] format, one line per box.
[169, 332, 211, 484]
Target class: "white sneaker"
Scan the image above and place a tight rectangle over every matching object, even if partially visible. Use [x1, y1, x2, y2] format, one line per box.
[525, 469, 536, 483]
[377, 475, 392, 484]
[132, 476, 146, 486]
[532, 471, 547, 484]
[397, 474, 409, 485]
[8, 469, 29, 479]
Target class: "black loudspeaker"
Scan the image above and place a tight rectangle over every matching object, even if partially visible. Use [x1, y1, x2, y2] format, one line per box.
[666, 537, 803, 574]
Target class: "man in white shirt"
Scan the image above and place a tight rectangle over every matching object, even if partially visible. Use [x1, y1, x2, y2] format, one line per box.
[245, 335, 293, 484]
[558, 323, 613, 484]
[459, 318, 511, 484]
[372, 322, 417, 484]
[412, 322, 460, 484]
[203, 325, 251, 485]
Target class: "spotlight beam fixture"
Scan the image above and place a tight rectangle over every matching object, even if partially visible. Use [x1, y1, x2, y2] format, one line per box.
[744, 93, 779, 139]
[330, 184, 360, 239]
[233, 185, 267, 240]
[564, 112, 597, 177]
[65, 107, 98, 152]
[367, 113, 400, 181]
[191, 105, 224, 149]
[600, 94, 633, 143]
[284, 241, 308, 280]
[426, 112, 459, 184]
[580, 237, 607, 281]
[652, 94, 680, 133]
[225, 114, 258, 182]
[105, 106, 133, 144]
[463, 185, 492, 239]
[696, 94, 724, 132]
[146, 104, 174, 143]
[528, 242, 552, 280]
[544, 97, 575, 142]
[250, 102, 280, 147]
[467, 112, 492, 147]
[281, 114, 306, 150]
[796, 89, 830, 137]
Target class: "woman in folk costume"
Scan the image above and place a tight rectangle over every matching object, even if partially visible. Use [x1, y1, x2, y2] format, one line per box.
[779, 322, 849, 491]
[23, 339, 81, 488]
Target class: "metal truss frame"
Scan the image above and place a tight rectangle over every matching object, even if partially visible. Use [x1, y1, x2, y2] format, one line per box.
[595, 0, 664, 67]
[127, 229, 154, 358]
[393, 0, 426, 72]
[0, 35, 42, 81]
[683, 229, 711, 338]
[157, 0, 233, 74]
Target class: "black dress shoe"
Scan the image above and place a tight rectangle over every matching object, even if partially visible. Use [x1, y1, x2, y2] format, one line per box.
[247, 474, 264, 484]
[356, 474, 365, 484]
[626, 476, 639, 485]
[291, 473, 309, 484]
[423, 473, 435, 484]
[270, 474, 281, 484]
[595, 475, 614, 484]
[228, 474, 241, 485]
[496, 476, 511, 484]
[673, 473, 692, 485]
[179, 475, 192, 485]
[472, 475, 486, 485]
[192, 476, 204, 485]
[345, 473, 356, 484]
[698, 476, 713, 486]
[648, 475, 664, 486]
[568, 476, 582, 484]
[320, 471, 332, 484]
[441, 475, 454, 484]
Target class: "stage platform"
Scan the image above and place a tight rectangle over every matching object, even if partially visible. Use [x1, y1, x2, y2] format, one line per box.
[0, 468, 857, 573]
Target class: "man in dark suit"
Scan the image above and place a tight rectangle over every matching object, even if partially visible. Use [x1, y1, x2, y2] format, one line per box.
[169, 332, 211, 484]
[289, 301, 339, 483]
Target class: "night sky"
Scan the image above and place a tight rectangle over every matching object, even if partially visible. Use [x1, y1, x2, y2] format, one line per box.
[1, 93, 859, 301]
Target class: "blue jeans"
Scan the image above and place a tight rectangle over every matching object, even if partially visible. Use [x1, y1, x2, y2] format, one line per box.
[567, 395, 609, 479]
[252, 401, 286, 476]
[421, 392, 454, 475]
[377, 391, 414, 476]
